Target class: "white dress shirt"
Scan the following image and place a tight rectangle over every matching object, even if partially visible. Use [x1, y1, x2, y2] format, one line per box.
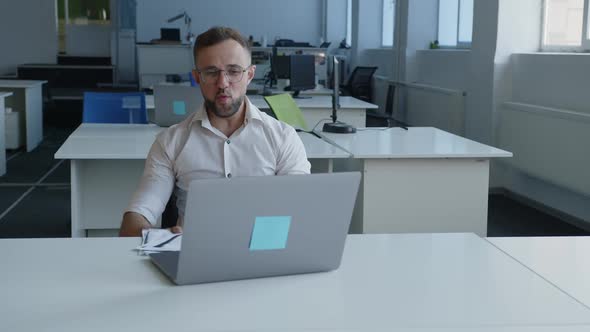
[126, 97, 311, 225]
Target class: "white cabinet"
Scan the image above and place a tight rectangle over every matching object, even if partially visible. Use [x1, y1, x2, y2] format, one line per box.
[136, 44, 194, 89]
[5, 109, 24, 149]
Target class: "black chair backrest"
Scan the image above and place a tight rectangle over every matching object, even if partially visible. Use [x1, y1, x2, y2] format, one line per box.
[347, 66, 378, 86]
[385, 83, 395, 116]
[346, 66, 378, 102]
[161, 193, 178, 229]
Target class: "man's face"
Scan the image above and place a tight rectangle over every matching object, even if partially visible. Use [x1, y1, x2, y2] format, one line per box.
[193, 40, 255, 118]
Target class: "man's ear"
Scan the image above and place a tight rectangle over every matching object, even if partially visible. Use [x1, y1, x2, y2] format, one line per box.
[246, 65, 256, 84]
[192, 69, 201, 85]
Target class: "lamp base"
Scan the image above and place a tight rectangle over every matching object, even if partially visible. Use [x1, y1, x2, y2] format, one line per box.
[322, 122, 356, 134]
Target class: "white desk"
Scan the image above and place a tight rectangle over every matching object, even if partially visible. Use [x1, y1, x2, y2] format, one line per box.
[319, 127, 513, 236]
[0, 91, 13, 176]
[489, 236, 590, 308]
[250, 95, 375, 129]
[2, 233, 590, 331]
[0, 80, 46, 151]
[55, 123, 349, 237]
[248, 82, 333, 96]
[145, 95, 377, 129]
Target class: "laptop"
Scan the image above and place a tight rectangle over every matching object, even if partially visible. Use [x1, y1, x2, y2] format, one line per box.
[149, 172, 361, 285]
[153, 84, 204, 127]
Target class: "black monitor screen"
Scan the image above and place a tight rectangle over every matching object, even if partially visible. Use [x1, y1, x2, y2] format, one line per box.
[161, 28, 181, 41]
[272, 55, 290, 79]
[289, 55, 315, 94]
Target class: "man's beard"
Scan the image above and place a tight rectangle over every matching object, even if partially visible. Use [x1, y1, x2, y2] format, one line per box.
[205, 91, 245, 118]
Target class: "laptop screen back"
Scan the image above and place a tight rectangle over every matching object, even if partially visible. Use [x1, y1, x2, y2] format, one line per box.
[153, 84, 203, 127]
[173, 172, 361, 285]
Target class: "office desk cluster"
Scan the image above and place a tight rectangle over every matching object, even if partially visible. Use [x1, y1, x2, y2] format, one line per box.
[2, 233, 590, 331]
[55, 124, 511, 238]
[146, 94, 376, 129]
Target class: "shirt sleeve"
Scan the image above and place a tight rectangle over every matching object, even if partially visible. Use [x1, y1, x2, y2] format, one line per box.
[125, 138, 175, 225]
[276, 126, 311, 175]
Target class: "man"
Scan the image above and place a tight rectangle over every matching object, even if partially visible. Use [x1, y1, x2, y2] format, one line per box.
[119, 26, 311, 237]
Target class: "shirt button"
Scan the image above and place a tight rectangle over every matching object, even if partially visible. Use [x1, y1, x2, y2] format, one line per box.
[226, 139, 231, 144]
[227, 173, 232, 178]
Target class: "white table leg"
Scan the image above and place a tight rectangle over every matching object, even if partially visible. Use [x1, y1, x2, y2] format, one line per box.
[24, 85, 43, 152]
[70, 160, 85, 237]
[0, 97, 5, 176]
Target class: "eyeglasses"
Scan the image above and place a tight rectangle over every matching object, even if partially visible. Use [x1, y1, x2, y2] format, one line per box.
[196, 65, 251, 84]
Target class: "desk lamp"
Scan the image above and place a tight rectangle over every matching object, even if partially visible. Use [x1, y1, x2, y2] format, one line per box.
[167, 11, 195, 43]
[323, 56, 356, 133]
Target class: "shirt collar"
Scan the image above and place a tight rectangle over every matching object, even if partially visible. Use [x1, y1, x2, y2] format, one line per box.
[192, 96, 263, 127]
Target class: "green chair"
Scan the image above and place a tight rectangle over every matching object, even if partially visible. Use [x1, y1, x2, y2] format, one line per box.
[263, 93, 308, 131]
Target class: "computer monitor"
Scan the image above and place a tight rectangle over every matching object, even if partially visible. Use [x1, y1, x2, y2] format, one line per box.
[160, 28, 181, 42]
[271, 55, 290, 79]
[288, 55, 315, 98]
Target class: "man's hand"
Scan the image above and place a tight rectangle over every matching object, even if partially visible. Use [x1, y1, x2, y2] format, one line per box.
[120, 212, 183, 237]
[119, 212, 152, 237]
[169, 225, 183, 234]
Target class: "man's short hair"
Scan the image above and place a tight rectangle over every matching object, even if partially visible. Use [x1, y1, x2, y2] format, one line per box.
[193, 26, 251, 64]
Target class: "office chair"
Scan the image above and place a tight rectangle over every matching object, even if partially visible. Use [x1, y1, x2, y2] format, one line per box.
[161, 193, 178, 229]
[340, 66, 378, 102]
[82, 92, 148, 124]
[188, 72, 198, 87]
[263, 93, 308, 130]
[366, 83, 408, 128]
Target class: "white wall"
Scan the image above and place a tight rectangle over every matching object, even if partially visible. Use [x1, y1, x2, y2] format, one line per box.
[350, 0, 382, 68]
[65, 24, 111, 56]
[511, 53, 590, 113]
[491, 0, 541, 167]
[362, 48, 396, 110]
[117, 30, 137, 82]
[326, 0, 347, 45]
[464, 0, 539, 145]
[137, 0, 323, 45]
[404, 0, 437, 82]
[493, 0, 541, 130]
[362, 49, 395, 77]
[463, 0, 498, 145]
[415, 49, 470, 89]
[492, 0, 590, 223]
[0, 1, 57, 74]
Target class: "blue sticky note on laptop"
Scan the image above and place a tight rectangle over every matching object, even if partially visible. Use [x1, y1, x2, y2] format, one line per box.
[172, 101, 186, 115]
[250, 216, 291, 251]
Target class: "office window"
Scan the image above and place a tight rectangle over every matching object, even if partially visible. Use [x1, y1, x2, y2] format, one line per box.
[382, 0, 396, 47]
[542, 0, 588, 51]
[56, 0, 110, 53]
[437, 0, 473, 48]
[57, 0, 111, 25]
